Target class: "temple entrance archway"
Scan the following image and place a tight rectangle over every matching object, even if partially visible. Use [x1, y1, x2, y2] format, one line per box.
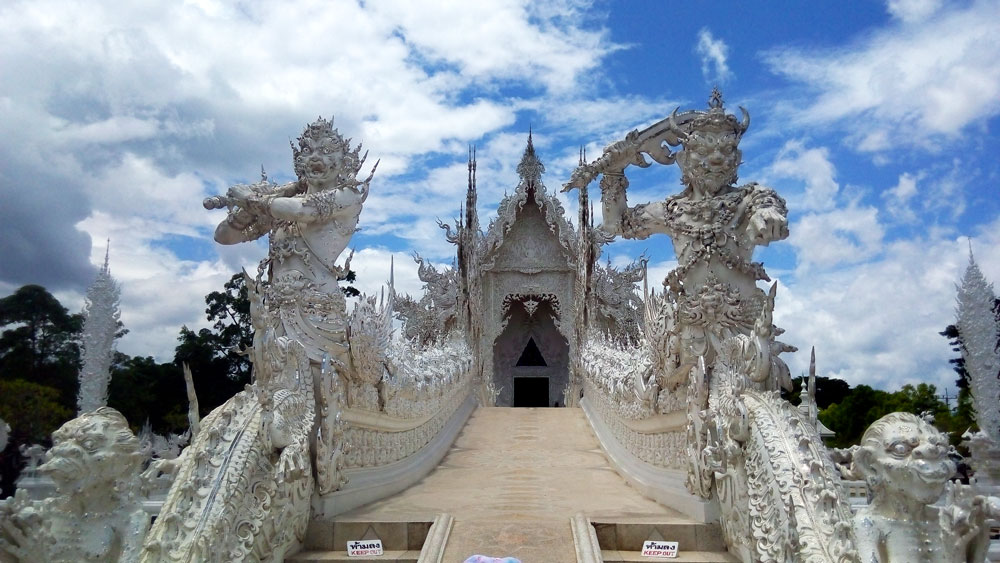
[492, 297, 568, 407]
[513, 376, 549, 407]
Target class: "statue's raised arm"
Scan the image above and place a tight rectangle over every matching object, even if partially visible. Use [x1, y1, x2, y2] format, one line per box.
[567, 89, 791, 370]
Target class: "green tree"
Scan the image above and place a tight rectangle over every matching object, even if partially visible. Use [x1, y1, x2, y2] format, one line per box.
[172, 272, 257, 418]
[201, 273, 253, 380]
[888, 383, 948, 417]
[0, 379, 71, 444]
[0, 285, 83, 408]
[107, 354, 188, 435]
[819, 382, 951, 448]
[819, 384, 893, 448]
[0, 379, 73, 495]
[783, 375, 852, 410]
[173, 327, 248, 417]
[340, 269, 360, 297]
[939, 298, 999, 436]
[0, 285, 84, 498]
[111, 273, 262, 435]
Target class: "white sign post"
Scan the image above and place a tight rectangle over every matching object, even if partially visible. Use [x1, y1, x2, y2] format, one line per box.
[641, 540, 678, 558]
[347, 539, 384, 557]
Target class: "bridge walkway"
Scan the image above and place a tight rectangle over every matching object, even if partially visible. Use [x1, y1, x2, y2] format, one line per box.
[292, 407, 734, 562]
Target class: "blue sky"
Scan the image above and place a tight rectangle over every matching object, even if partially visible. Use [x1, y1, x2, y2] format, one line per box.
[1, 0, 998, 395]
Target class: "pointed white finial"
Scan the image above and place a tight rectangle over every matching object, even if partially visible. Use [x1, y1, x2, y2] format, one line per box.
[642, 260, 649, 302]
[808, 346, 816, 398]
[103, 239, 111, 273]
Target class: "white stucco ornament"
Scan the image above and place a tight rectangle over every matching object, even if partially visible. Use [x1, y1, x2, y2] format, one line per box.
[141, 272, 316, 562]
[395, 254, 460, 345]
[0, 408, 149, 563]
[77, 245, 121, 415]
[565, 88, 791, 376]
[574, 92, 854, 561]
[853, 412, 994, 562]
[955, 250, 1000, 494]
[138, 116, 478, 559]
[207, 116, 377, 495]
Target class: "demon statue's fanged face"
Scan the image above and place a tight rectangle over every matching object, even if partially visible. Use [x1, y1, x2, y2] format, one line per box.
[667, 88, 749, 198]
[856, 412, 954, 505]
[38, 407, 143, 496]
[292, 117, 365, 191]
[676, 131, 741, 196]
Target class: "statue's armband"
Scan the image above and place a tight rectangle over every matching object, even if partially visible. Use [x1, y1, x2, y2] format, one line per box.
[620, 202, 664, 240]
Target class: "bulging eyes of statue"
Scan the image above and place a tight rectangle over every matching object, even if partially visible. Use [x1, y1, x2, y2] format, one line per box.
[887, 441, 913, 457]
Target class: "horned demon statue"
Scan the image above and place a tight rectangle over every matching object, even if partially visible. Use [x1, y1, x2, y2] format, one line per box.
[565, 88, 794, 401]
[137, 117, 377, 562]
[572, 92, 858, 561]
[208, 116, 376, 495]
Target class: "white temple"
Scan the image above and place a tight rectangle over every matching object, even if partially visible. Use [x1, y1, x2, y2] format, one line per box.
[398, 135, 645, 409]
[2, 93, 1000, 563]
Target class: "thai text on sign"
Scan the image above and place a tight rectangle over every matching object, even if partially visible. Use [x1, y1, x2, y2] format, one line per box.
[641, 540, 678, 558]
[347, 539, 384, 557]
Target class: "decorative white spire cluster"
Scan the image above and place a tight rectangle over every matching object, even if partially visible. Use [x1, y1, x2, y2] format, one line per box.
[515, 129, 545, 184]
[955, 248, 1000, 445]
[77, 242, 121, 415]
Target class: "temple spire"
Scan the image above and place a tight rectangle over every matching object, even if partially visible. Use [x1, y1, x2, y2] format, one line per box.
[516, 130, 544, 185]
[466, 145, 479, 234]
[102, 238, 111, 273]
[78, 245, 121, 414]
[956, 242, 1000, 445]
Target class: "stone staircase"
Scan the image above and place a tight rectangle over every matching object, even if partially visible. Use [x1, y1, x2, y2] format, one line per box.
[288, 519, 432, 562]
[288, 408, 736, 562]
[591, 520, 736, 562]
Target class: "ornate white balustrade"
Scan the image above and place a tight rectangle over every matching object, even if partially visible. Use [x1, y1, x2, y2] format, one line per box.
[582, 378, 686, 471]
[578, 332, 715, 522]
[313, 337, 476, 518]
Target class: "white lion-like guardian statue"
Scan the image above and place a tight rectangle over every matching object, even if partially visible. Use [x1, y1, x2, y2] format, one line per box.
[0, 407, 149, 562]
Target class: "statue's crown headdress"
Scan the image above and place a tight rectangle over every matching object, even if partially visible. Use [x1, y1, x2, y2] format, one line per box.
[291, 116, 368, 177]
[668, 88, 750, 143]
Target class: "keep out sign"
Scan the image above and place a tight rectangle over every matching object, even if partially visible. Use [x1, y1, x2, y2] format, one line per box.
[641, 540, 678, 558]
[347, 539, 384, 557]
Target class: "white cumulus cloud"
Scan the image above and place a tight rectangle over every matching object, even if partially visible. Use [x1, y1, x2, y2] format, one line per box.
[764, 0, 1000, 152]
[777, 220, 1000, 392]
[789, 203, 885, 271]
[766, 140, 839, 212]
[886, 0, 943, 22]
[695, 28, 732, 85]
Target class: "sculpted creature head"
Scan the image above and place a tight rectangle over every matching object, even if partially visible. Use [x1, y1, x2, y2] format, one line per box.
[669, 89, 749, 196]
[291, 116, 367, 191]
[855, 412, 954, 505]
[244, 268, 270, 331]
[39, 407, 143, 496]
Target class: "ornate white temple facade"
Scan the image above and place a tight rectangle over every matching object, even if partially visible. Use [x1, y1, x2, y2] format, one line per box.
[398, 136, 643, 408]
[4, 94, 1000, 563]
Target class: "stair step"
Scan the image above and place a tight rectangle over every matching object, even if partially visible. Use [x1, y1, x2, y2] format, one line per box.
[590, 521, 727, 552]
[601, 549, 739, 562]
[286, 549, 420, 562]
[302, 519, 433, 552]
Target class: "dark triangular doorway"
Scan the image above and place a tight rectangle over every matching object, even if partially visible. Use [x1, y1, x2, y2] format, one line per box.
[516, 337, 546, 366]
